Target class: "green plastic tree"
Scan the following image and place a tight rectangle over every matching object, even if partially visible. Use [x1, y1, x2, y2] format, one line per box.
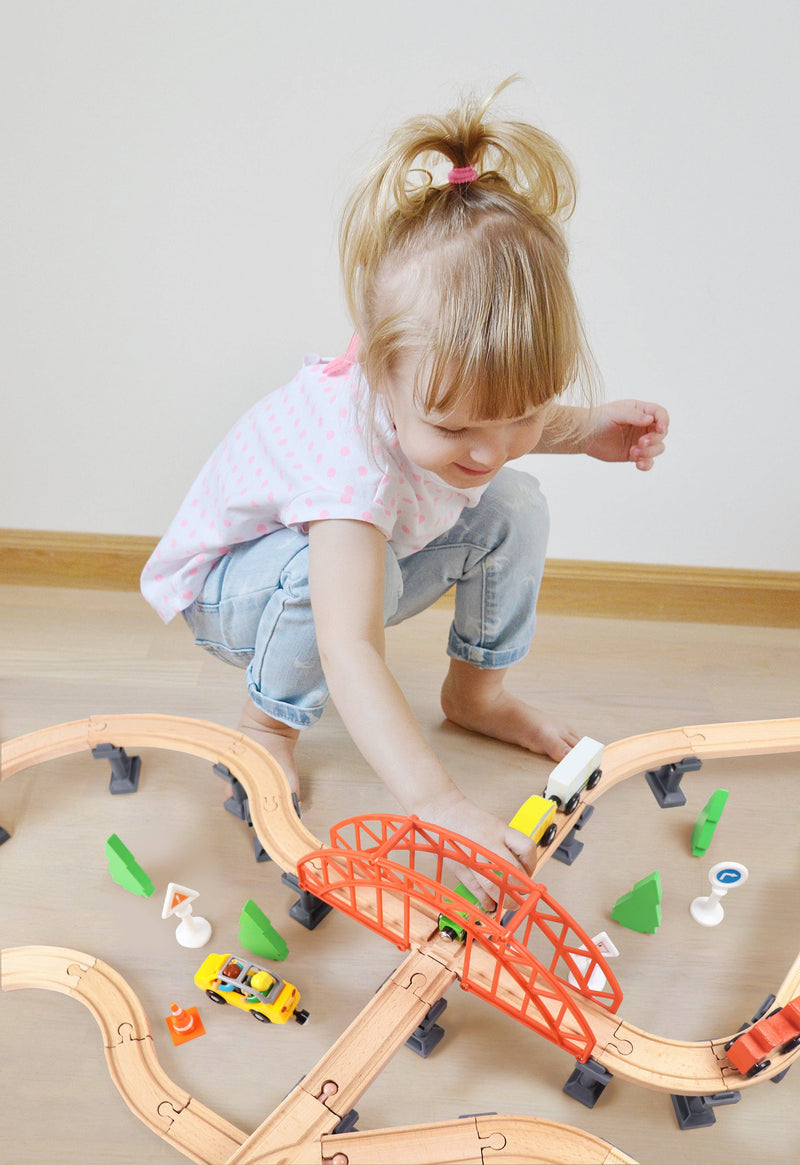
[691, 789, 729, 856]
[106, 833, 154, 897]
[238, 898, 289, 960]
[610, 871, 662, 934]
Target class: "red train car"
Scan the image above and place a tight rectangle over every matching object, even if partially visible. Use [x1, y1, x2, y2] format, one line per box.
[726, 994, 800, 1077]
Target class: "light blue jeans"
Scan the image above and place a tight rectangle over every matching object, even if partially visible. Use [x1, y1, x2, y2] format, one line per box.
[183, 467, 549, 729]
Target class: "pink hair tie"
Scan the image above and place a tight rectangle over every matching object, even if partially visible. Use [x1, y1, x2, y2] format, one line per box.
[447, 165, 478, 185]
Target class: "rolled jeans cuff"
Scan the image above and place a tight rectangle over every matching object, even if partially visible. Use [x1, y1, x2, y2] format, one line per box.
[246, 681, 327, 729]
[446, 627, 531, 669]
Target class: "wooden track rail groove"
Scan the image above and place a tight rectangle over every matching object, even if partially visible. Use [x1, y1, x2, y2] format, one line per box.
[314, 1114, 637, 1164]
[0, 943, 635, 1164]
[0, 946, 247, 1164]
[3, 712, 800, 1161]
[0, 714, 323, 873]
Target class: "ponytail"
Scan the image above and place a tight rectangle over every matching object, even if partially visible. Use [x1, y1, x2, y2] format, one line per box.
[340, 78, 599, 426]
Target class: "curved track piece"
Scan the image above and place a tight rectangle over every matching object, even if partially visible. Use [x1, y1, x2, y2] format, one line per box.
[533, 718, 800, 876]
[0, 714, 321, 872]
[3, 714, 800, 1105]
[311, 1114, 637, 1163]
[0, 946, 246, 1164]
[4, 713, 798, 880]
[1, 945, 634, 1165]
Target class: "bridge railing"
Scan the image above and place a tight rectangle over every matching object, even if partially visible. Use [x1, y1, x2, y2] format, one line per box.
[297, 815, 622, 1060]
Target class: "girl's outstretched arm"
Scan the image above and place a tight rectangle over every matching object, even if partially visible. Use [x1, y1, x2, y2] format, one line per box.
[537, 400, 669, 470]
[308, 518, 537, 908]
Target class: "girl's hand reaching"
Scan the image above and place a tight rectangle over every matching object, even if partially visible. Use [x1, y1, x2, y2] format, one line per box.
[582, 400, 669, 471]
[413, 787, 539, 911]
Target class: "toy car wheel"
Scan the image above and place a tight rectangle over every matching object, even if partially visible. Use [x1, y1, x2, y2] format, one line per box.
[545, 792, 561, 808]
[251, 1010, 271, 1023]
[587, 768, 602, 789]
[746, 1058, 771, 1078]
[205, 990, 228, 1005]
[779, 1035, 800, 1054]
[439, 924, 461, 942]
[540, 823, 558, 846]
[565, 793, 581, 814]
[295, 1008, 310, 1025]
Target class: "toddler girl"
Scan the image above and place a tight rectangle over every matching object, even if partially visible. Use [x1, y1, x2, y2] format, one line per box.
[142, 81, 668, 905]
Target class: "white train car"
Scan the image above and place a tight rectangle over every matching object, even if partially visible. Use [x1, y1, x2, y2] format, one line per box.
[544, 736, 604, 814]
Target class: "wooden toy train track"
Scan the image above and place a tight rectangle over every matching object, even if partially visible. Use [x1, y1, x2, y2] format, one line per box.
[3, 713, 800, 1162]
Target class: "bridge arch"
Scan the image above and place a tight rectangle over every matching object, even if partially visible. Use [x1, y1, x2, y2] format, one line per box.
[297, 814, 622, 1060]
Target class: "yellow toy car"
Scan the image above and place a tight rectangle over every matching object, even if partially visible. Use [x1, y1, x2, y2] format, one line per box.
[508, 793, 558, 846]
[194, 953, 309, 1025]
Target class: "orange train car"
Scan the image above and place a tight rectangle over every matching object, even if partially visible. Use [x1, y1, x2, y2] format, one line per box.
[726, 994, 800, 1077]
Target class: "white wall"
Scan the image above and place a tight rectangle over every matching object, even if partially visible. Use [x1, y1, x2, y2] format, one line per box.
[2, 1, 798, 569]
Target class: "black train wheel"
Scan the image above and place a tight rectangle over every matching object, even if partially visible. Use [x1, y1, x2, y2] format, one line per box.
[540, 823, 558, 846]
[587, 768, 602, 789]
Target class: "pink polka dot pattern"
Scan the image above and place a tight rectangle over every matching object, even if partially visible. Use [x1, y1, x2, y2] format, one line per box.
[141, 356, 490, 623]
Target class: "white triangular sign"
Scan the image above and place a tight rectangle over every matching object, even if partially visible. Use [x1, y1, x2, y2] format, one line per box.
[161, 882, 200, 919]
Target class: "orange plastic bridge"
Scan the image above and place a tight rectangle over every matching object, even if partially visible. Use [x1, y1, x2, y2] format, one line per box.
[297, 813, 622, 1062]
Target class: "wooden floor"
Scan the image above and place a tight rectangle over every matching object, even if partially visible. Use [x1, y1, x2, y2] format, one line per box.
[2, 583, 799, 1164]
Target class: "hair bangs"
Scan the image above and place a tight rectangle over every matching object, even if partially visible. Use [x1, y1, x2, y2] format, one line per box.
[411, 211, 586, 422]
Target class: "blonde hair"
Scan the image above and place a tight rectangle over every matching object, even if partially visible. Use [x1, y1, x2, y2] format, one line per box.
[339, 78, 600, 435]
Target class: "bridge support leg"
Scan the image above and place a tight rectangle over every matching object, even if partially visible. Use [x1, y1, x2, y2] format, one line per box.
[332, 1108, 360, 1134]
[562, 1057, 613, 1107]
[553, 805, 595, 865]
[671, 1090, 741, 1129]
[644, 756, 702, 807]
[405, 997, 448, 1058]
[280, 871, 333, 930]
[92, 743, 140, 794]
[214, 762, 301, 863]
[213, 763, 271, 862]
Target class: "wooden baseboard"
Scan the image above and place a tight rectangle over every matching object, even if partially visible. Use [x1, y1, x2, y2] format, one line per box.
[533, 559, 799, 628]
[1, 528, 798, 627]
[0, 529, 158, 592]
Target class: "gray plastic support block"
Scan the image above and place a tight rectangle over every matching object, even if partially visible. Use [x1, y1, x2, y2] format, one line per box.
[92, 743, 141, 794]
[214, 762, 300, 863]
[280, 871, 333, 930]
[562, 1057, 613, 1107]
[405, 997, 448, 1057]
[553, 804, 595, 865]
[644, 756, 702, 807]
[671, 1090, 741, 1129]
[332, 1108, 359, 1134]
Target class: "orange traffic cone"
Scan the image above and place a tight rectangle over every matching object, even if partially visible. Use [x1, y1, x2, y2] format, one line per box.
[165, 1001, 206, 1045]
